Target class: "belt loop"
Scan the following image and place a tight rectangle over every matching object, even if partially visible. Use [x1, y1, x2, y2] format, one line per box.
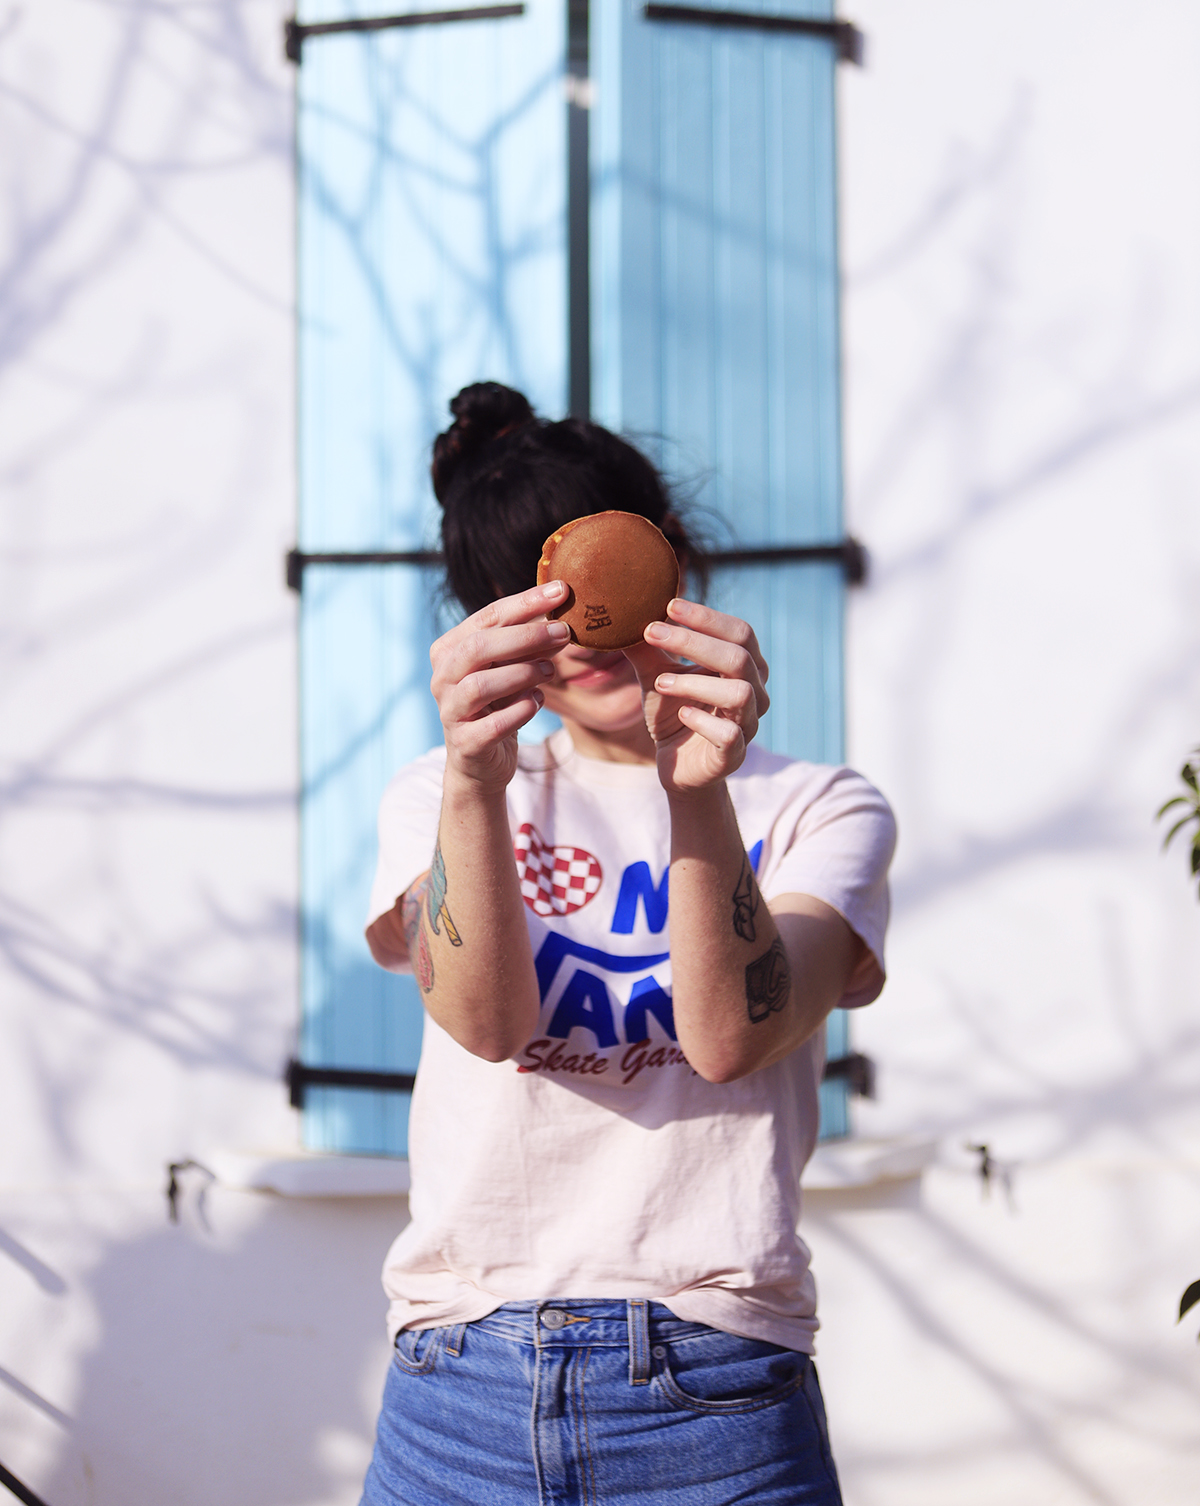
[627, 1299, 651, 1385]
[444, 1322, 467, 1357]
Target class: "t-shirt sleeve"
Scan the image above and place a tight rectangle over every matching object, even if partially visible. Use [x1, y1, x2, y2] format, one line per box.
[760, 766, 897, 1009]
[365, 751, 447, 961]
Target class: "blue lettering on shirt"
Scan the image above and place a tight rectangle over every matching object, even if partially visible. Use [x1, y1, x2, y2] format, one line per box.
[535, 932, 670, 999]
[608, 842, 761, 937]
[623, 976, 677, 1042]
[533, 836, 759, 1048]
[610, 861, 670, 934]
[535, 933, 672, 1048]
[546, 969, 619, 1046]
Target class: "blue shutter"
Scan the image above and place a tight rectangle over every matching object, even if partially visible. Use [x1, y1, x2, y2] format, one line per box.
[591, 1, 854, 1136]
[296, 0, 567, 1155]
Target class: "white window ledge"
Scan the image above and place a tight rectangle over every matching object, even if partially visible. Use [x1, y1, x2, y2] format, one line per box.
[210, 1137, 935, 1199]
[802, 1137, 937, 1190]
[209, 1148, 411, 1198]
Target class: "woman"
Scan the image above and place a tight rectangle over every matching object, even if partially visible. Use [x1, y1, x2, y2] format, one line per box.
[361, 382, 895, 1505]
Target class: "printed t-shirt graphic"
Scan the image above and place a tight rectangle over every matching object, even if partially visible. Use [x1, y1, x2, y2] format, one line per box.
[365, 733, 896, 1351]
[513, 822, 684, 1086]
[514, 823, 603, 917]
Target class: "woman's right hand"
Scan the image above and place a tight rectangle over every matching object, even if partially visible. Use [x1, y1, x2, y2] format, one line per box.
[430, 581, 570, 792]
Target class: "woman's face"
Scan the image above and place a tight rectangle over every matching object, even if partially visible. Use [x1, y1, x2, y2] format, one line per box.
[539, 643, 646, 736]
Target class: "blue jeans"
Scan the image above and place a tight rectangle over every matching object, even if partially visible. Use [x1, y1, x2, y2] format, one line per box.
[361, 1299, 843, 1505]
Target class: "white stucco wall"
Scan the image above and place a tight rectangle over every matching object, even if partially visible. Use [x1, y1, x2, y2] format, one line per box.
[1, 2, 1197, 1504]
[822, 2, 1200, 1501]
[0, 3, 398, 1500]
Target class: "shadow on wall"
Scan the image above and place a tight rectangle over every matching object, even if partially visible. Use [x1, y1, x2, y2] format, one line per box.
[804, 1160, 1200, 1506]
[41, 1195, 406, 1506]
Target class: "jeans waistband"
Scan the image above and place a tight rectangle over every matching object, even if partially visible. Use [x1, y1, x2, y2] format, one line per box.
[466, 1299, 710, 1378]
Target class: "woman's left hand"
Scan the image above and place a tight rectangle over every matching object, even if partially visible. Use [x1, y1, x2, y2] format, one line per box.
[623, 598, 770, 795]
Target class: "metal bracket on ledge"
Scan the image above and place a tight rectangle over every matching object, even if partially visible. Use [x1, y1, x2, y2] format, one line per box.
[822, 1051, 876, 1099]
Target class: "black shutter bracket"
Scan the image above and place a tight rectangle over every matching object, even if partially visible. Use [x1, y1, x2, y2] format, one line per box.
[285, 1051, 873, 1107]
[285, 4, 525, 64]
[642, 4, 864, 66]
[286, 1058, 416, 1109]
[283, 539, 868, 592]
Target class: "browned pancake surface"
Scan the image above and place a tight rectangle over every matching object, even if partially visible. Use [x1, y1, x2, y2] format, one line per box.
[536, 511, 680, 651]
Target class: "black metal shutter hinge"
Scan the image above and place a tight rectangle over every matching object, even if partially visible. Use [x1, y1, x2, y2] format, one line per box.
[283, 539, 867, 593]
[285, 4, 525, 64]
[0, 1461, 51, 1506]
[286, 1051, 873, 1106]
[643, 5, 864, 66]
[822, 1050, 875, 1099]
[287, 1057, 416, 1109]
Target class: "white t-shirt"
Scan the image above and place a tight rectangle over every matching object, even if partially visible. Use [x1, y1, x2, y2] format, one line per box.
[366, 728, 896, 1353]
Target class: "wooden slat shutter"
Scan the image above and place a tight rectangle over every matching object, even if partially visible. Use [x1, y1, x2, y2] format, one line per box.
[591, 0, 854, 1136]
[295, 0, 567, 1154]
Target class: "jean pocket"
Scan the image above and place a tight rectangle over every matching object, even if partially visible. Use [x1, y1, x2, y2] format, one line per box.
[653, 1335, 808, 1415]
[391, 1325, 443, 1376]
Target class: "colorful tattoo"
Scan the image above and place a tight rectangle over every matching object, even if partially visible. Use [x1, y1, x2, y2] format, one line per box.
[400, 877, 429, 951]
[428, 842, 462, 947]
[732, 855, 760, 943]
[415, 925, 435, 993]
[745, 937, 790, 1024]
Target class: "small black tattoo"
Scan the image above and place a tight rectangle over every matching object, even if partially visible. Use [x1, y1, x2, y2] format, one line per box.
[428, 842, 463, 947]
[746, 937, 790, 1024]
[732, 856, 760, 943]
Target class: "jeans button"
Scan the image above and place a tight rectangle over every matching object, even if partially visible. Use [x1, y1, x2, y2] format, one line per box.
[541, 1308, 568, 1330]
[653, 1345, 666, 1358]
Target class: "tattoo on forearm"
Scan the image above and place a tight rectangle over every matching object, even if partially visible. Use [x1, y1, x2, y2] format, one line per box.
[401, 877, 430, 951]
[732, 855, 760, 943]
[428, 842, 463, 947]
[746, 937, 790, 1024]
[415, 924, 435, 993]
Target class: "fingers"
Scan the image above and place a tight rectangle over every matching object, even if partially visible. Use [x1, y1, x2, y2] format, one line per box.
[446, 689, 546, 754]
[643, 599, 770, 717]
[445, 580, 568, 643]
[439, 658, 557, 727]
[432, 594, 571, 704]
[675, 704, 747, 758]
[621, 639, 679, 688]
[432, 581, 570, 676]
[667, 599, 769, 681]
[652, 671, 759, 737]
[431, 584, 569, 779]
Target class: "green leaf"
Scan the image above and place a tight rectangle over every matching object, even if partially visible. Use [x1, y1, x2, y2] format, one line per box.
[1180, 1280, 1200, 1322]
[1192, 844, 1200, 876]
[1162, 815, 1194, 849]
[1182, 763, 1198, 792]
[1156, 796, 1187, 819]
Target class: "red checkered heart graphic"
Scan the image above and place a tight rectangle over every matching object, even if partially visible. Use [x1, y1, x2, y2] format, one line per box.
[513, 823, 603, 918]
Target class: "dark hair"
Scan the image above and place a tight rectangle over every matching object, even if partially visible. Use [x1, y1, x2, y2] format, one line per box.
[432, 381, 700, 616]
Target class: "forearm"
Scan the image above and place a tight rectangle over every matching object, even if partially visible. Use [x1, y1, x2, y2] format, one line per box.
[409, 772, 540, 1061]
[365, 901, 410, 971]
[666, 785, 844, 1082]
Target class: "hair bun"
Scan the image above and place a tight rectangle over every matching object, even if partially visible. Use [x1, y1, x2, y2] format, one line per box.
[432, 382, 536, 502]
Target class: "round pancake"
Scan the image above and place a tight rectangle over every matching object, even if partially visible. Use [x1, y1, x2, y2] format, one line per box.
[536, 511, 680, 651]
